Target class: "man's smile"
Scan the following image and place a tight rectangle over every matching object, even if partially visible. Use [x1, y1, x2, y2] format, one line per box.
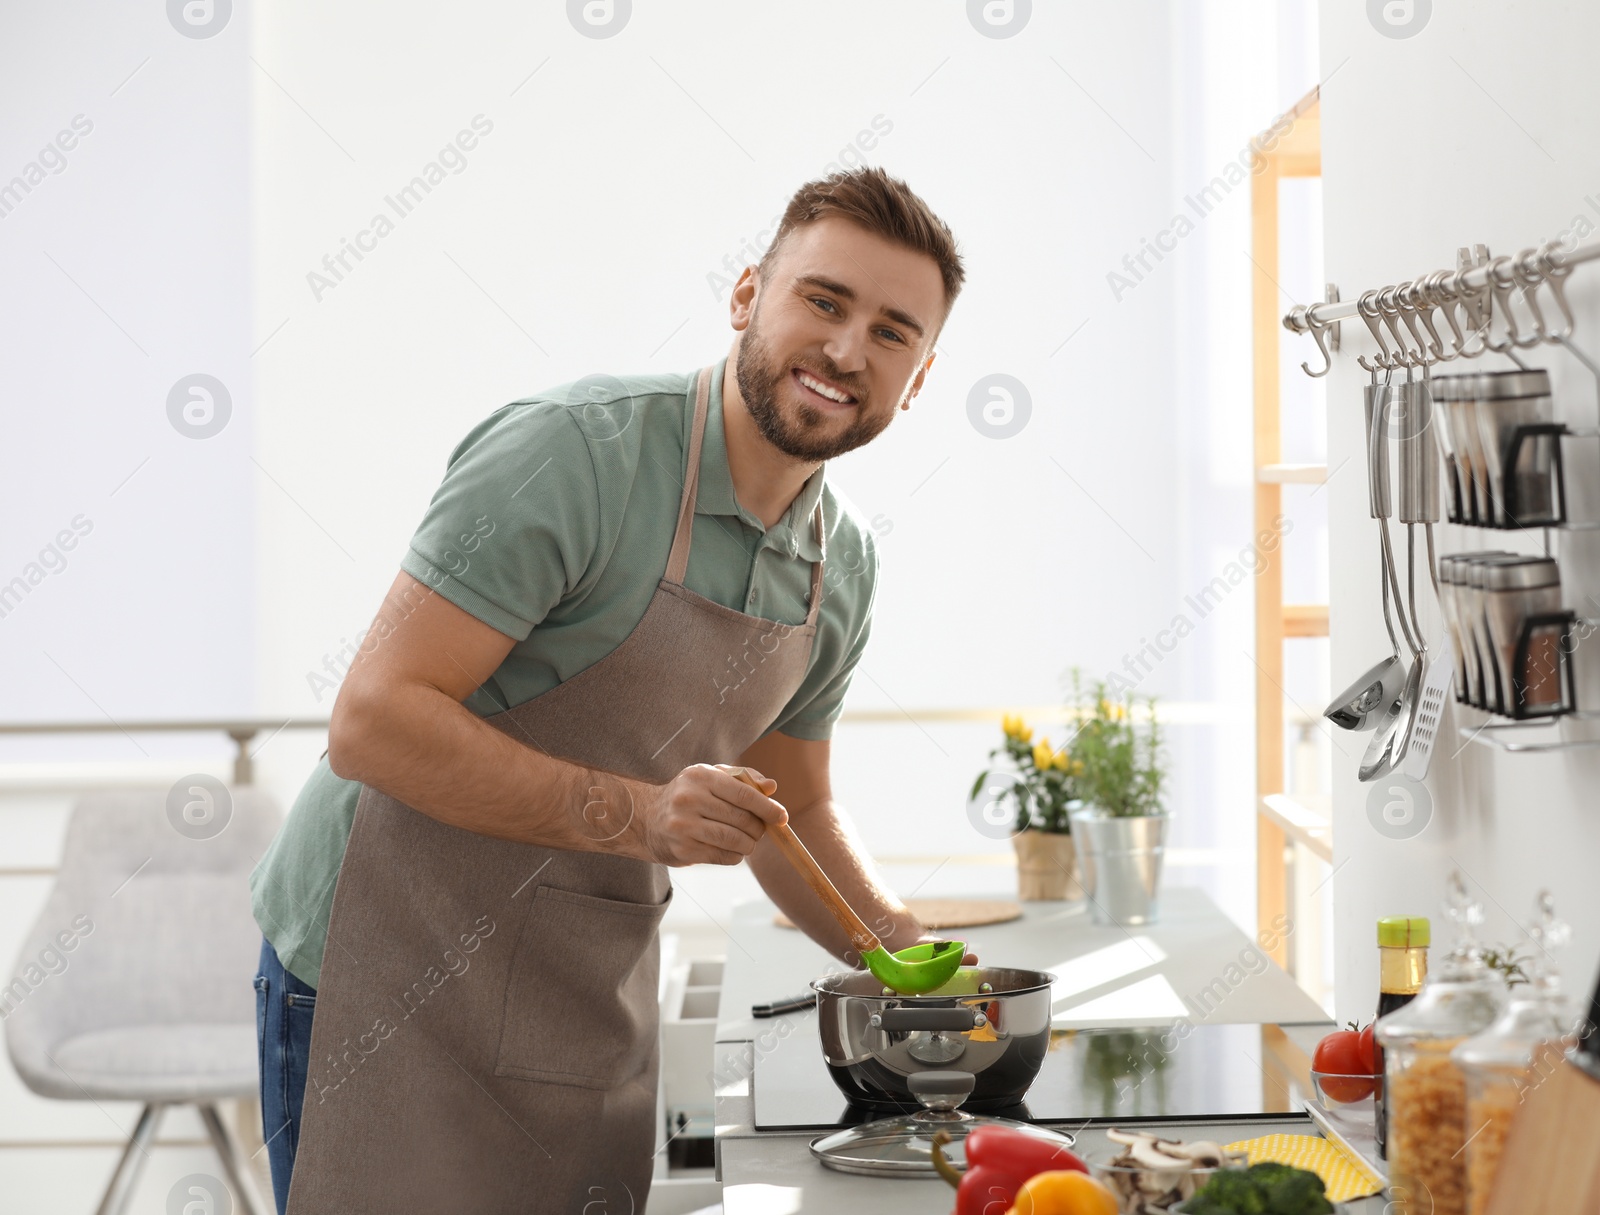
[791, 365, 859, 410]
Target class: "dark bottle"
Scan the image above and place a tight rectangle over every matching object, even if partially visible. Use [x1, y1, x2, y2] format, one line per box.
[1374, 915, 1430, 1159]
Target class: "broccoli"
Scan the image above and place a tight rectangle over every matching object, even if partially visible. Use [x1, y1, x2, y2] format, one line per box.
[1258, 1164, 1333, 1215]
[1185, 1168, 1268, 1215]
[1186, 1163, 1333, 1215]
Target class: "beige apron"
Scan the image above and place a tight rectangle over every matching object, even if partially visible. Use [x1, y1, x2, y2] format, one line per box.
[286, 365, 825, 1214]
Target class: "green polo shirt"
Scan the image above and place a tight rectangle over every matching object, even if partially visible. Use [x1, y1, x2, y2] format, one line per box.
[250, 356, 879, 988]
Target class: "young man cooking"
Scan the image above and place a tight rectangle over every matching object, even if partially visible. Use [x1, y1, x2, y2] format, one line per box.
[249, 165, 967, 1213]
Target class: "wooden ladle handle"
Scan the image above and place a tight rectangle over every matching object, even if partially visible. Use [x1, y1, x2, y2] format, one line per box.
[721, 765, 881, 955]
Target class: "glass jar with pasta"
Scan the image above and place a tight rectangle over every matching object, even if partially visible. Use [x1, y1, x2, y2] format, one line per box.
[1452, 892, 1572, 1215]
[1374, 873, 1506, 1215]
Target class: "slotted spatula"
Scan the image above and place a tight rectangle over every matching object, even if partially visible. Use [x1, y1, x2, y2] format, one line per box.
[1399, 372, 1454, 780]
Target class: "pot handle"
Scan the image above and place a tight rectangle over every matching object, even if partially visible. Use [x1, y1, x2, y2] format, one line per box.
[871, 1007, 987, 1032]
[907, 1070, 976, 1103]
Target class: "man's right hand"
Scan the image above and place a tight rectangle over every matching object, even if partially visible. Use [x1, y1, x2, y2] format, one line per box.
[630, 763, 788, 867]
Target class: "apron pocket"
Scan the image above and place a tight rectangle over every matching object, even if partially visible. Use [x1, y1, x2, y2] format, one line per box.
[493, 882, 672, 1089]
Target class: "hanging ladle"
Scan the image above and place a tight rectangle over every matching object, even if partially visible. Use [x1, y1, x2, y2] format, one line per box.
[1360, 376, 1426, 781]
[720, 765, 966, 995]
[1326, 373, 1408, 731]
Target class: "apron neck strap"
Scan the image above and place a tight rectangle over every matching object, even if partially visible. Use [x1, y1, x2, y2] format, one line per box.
[664, 366, 714, 584]
[804, 499, 825, 625]
[667, 364, 829, 628]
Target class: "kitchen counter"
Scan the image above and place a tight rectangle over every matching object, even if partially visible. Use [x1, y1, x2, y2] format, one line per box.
[714, 886, 1329, 1045]
[711, 889, 1387, 1212]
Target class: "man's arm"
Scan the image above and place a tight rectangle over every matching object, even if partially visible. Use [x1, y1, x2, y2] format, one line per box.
[328, 570, 786, 867]
[737, 730, 935, 967]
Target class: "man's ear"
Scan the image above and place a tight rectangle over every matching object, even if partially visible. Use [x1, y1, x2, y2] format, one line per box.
[903, 349, 937, 409]
[729, 266, 759, 332]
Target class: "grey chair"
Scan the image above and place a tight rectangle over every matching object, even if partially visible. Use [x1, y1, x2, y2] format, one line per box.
[3, 784, 281, 1215]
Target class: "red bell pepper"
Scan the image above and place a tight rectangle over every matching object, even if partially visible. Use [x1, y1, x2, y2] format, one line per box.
[932, 1126, 1087, 1215]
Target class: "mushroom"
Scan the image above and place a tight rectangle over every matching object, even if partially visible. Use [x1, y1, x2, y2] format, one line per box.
[1103, 1129, 1246, 1210]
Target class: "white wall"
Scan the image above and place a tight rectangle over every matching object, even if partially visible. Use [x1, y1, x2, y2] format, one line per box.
[0, 0, 253, 746]
[1319, 1, 1600, 1021]
[244, 1, 1325, 941]
[2, 1, 1322, 951]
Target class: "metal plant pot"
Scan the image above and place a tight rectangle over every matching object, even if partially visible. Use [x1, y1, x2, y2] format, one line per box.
[1069, 807, 1168, 925]
[809, 966, 1055, 1113]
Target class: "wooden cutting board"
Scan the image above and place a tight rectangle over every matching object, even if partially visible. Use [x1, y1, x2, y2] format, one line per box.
[773, 897, 1022, 931]
[1484, 1041, 1600, 1215]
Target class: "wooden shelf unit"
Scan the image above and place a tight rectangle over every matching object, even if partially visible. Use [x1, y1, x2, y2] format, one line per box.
[1251, 88, 1327, 974]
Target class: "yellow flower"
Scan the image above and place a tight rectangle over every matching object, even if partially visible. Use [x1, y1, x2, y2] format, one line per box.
[1002, 713, 1033, 743]
[1032, 739, 1054, 770]
[1113, 703, 1127, 722]
[1052, 749, 1073, 773]
[1096, 698, 1112, 721]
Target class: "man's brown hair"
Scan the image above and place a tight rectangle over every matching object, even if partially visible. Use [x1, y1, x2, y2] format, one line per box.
[758, 166, 965, 339]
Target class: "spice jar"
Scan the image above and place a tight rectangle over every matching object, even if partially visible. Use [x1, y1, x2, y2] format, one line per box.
[1481, 557, 1564, 717]
[1452, 893, 1572, 1215]
[1460, 554, 1522, 710]
[1432, 369, 1559, 526]
[1375, 873, 1507, 1215]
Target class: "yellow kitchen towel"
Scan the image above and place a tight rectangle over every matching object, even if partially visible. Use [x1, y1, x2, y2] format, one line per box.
[1224, 1134, 1384, 1203]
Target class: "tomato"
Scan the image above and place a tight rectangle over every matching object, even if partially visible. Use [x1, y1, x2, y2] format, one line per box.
[1358, 1022, 1377, 1074]
[1314, 1026, 1376, 1103]
[1313, 1028, 1365, 1075]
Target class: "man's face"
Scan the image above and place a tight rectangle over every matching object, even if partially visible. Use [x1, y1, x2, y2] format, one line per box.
[731, 216, 943, 462]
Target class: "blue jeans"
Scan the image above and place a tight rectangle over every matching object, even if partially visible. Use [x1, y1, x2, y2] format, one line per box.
[254, 936, 317, 1215]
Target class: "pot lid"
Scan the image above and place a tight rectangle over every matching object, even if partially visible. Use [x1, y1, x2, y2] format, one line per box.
[809, 1109, 1076, 1178]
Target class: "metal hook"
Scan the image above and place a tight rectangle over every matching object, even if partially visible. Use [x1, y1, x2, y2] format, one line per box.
[1455, 265, 1497, 357]
[1506, 251, 1548, 347]
[1357, 289, 1399, 373]
[1535, 244, 1576, 341]
[1396, 280, 1443, 364]
[1485, 256, 1533, 350]
[1424, 270, 1471, 360]
[1408, 276, 1455, 361]
[1295, 304, 1335, 377]
[1377, 284, 1426, 366]
[1508, 252, 1549, 344]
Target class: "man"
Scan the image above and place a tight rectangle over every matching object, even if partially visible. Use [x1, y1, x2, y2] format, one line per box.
[249, 164, 966, 1213]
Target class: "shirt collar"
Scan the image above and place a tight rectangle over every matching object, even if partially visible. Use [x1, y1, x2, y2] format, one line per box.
[696, 356, 827, 561]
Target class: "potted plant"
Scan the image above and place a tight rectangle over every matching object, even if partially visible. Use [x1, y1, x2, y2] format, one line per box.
[1064, 669, 1170, 925]
[969, 713, 1086, 902]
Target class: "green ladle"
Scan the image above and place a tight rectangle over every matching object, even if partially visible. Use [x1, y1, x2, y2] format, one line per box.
[723, 766, 965, 996]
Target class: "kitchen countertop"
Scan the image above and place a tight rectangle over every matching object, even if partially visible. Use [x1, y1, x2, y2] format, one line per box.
[711, 889, 1387, 1212]
[714, 886, 1330, 1045]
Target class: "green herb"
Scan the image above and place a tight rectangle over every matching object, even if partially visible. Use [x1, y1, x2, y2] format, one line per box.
[1480, 943, 1531, 987]
[1065, 667, 1166, 819]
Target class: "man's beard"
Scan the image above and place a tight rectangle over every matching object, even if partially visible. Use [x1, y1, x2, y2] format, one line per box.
[734, 312, 895, 462]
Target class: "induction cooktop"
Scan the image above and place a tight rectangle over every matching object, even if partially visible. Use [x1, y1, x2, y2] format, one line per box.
[751, 1018, 1323, 1131]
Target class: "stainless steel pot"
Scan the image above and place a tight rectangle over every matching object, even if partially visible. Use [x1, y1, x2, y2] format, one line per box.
[810, 965, 1055, 1113]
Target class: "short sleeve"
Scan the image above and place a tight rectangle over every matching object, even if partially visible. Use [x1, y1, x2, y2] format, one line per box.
[399, 403, 599, 641]
[769, 532, 879, 741]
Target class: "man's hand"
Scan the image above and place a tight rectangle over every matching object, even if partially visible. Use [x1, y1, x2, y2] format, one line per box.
[633, 763, 788, 867]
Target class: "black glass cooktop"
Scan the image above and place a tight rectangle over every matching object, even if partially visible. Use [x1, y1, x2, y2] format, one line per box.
[752, 1018, 1324, 1130]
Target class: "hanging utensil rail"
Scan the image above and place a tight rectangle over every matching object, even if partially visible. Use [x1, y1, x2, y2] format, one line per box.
[1283, 239, 1600, 378]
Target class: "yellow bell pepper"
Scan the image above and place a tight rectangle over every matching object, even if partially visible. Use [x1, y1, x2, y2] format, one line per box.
[1005, 1169, 1119, 1215]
